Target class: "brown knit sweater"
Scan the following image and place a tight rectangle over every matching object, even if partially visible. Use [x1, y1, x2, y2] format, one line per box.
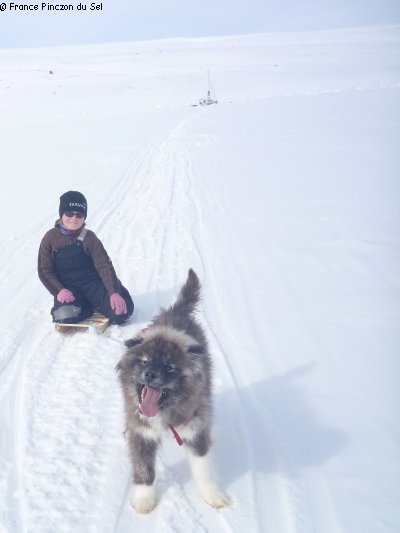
[38, 221, 121, 297]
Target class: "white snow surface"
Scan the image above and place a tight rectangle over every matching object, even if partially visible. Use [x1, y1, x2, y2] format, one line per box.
[0, 26, 399, 533]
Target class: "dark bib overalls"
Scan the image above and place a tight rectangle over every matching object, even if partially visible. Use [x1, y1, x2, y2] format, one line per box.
[54, 240, 101, 289]
[51, 234, 134, 324]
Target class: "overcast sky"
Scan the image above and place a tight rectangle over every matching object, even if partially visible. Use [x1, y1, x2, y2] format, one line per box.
[0, 0, 399, 48]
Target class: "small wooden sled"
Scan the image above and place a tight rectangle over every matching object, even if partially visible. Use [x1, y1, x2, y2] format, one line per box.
[55, 313, 110, 334]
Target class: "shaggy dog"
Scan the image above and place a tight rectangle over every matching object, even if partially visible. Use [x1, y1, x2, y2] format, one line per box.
[116, 269, 230, 513]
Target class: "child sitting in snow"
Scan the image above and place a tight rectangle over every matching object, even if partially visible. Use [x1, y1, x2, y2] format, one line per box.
[38, 190, 134, 324]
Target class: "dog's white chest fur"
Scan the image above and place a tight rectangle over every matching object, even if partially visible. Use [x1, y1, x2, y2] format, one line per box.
[136, 411, 198, 443]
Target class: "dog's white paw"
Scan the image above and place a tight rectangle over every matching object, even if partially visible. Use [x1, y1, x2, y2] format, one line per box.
[130, 484, 156, 514]
[200, 485, 231, 509]
[188, 450, 230, 509]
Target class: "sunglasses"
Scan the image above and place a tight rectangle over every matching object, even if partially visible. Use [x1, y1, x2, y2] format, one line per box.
[64, 211, 84, 219]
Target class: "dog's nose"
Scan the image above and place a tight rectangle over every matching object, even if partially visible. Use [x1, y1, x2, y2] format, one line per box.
[144, 370, 158, 382]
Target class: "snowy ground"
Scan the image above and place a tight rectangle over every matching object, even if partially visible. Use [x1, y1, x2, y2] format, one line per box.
[0, 25, 399, 533]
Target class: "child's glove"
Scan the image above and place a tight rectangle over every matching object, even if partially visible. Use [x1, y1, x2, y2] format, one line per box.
[57, 288, 75, 303]
[110, 292, 127, 315]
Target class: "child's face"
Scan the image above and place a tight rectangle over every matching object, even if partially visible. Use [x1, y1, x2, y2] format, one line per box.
[61, 212, 85, 231]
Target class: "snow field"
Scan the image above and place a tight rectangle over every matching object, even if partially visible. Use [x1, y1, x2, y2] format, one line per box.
[0, 25, 399, 532]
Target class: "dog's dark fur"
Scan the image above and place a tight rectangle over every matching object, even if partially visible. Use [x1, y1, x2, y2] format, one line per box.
[116, 269, 229, 513]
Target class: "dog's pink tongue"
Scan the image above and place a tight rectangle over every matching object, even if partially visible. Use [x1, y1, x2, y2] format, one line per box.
[140, 386, 162, 417]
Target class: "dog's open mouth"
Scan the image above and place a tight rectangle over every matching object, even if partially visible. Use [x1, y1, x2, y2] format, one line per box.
[139, 385, 163, 417]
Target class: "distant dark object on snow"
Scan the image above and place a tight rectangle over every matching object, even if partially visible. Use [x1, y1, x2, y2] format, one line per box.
[198, 71, 218, 106]
[49, 70, 54, 75]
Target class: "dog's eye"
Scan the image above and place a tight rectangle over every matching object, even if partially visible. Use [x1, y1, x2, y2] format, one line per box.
[166, 364, 176, 373]
[139, 359, 149, 366]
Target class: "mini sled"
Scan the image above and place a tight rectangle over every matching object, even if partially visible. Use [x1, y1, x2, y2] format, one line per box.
[55, 313, 110, 334]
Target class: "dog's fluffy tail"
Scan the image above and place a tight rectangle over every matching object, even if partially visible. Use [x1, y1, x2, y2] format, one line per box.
[173, 268, 201, 315]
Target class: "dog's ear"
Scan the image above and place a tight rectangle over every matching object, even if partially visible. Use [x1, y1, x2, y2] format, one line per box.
[125, 336, 143, 348]
[188, 344, 204, 355]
